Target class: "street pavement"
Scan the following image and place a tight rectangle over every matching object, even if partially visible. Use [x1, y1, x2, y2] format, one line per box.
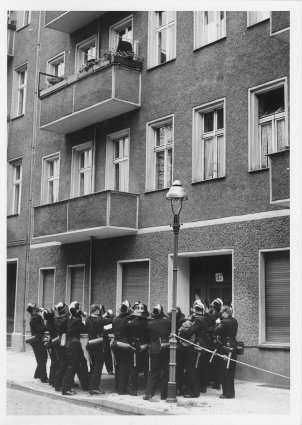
[6, 349, 290, 416]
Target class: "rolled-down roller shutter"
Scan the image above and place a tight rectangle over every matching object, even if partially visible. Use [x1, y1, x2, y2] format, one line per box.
[122, 261, 149, 307]
[70, 266, 84, 308]
[42, 269, 54, 309]
[265, 251, 290, 343]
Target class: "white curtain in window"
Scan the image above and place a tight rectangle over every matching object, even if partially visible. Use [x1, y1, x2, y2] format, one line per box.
[260, 123, 272, 168]
[217, 135, 225, 177]
[276, 118, 286, 151]
[204, 138, 214, 179]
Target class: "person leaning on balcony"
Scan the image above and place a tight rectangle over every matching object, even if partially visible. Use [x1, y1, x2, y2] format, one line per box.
[213, 305, 238, 399]
[85, 304, 112, 395]
[53, 302, 70, 392]
[143, 304, 171, 401]
[27, 303, 49, 383]
[61, 301, 89, 396]
[112, 300, 132, 395]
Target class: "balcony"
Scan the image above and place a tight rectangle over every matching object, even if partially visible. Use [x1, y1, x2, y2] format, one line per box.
[270, 11, 289, 43]
[44, 11, 106, 33]
[268, 147, 289, 206]
[33, 191, 139, 244]
[39, 62, 141, 134]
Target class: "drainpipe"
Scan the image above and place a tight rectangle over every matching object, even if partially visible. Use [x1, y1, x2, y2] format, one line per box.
[23, 11, 42, 350]
[88, 236, 94, 313]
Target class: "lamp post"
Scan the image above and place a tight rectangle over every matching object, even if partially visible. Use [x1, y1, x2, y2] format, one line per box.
[166, 180, 188, 403]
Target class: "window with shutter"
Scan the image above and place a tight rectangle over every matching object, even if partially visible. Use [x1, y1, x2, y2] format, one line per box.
[264, 251, 290, 343]
[41, 269, 55, 309]
[121, 261, 149, 307]
[70, 266, 85, 308]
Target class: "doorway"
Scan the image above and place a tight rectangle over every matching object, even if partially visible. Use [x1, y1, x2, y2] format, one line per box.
[7, 261, 17, 348]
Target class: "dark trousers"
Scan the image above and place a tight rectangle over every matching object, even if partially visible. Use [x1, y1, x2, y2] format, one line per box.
[184, 350, 200, 397]
[88, 347, 105, 391]
[61, 341, 89, 393]
[146, 350, 169, 399]
[32, 340, 48, 382]
[198, 351, 209, 388]
[220, 354, 236, 397]
[48, 347, 59, 387]
[103, 336, 113, 373]
[129, 350, 148, 394]
[210, 355, 222, 387]
[114, 348, 132, 394]
[54, 346, 68, 390]
[176, 347, 186, 395]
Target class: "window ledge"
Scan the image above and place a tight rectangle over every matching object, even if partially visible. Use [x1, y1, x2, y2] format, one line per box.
[144, 188, 169, 195]
[258, 343, 290, 350]
[192, 176, 225, 185]
[147, 58, 176, 72]
[248, 167, 269, 174]
[10, 114, 25, 122]
[194, 36, 227, 52]
[247, 18, 270, 29]
[16, 23, 30, 32]
[7, 214, 20, 218]
[266, 147, 289, 157]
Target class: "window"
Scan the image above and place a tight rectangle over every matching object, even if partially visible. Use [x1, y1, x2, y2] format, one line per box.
[40, 269, 55, 309]
[110, 15, 138, 55]
[41, 153, 60, 204]
[260, 250, 290, 345]
[106, 130, 130, 192]
[194, 11, 226, 48]
[146, 117, 174, 191]
[193, 100, 225, 182]
[16, 11, 30, 30]
[8, 159, 22, 215]
[47, 53, 65, 77]
[249, 79, 288, 171]
[76, 36, 97, 72]
[148, 11, 176, 68]
[71, 142, 93, 197]
[118, 261, 150, 308]
[66, 266, 85, 307]
[12, 64, 27, 118]
[247, 11, 270, 27]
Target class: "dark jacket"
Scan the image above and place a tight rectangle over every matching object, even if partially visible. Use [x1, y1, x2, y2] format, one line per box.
[54, 315, 69, 336]
[112, 313, 130, 343]
[147, 316, 171, 354]
[127, 316, 149, 346]
[30, 314, 47, 338]
[66, 316, 86, 340]
[213, 317, 238, 343]
[45, 318, 57, 340]
[85, 315, 112, 340]
[178, 314, 209, 349]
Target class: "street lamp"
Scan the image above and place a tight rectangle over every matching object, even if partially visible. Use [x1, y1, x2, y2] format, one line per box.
[166, 180, 188, 403]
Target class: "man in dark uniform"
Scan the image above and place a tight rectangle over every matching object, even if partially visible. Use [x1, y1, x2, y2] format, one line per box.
[213, 305, 238, 399]
[42, 308, 58, 387]
[85, 304, 112, 395]
[61, 301, 89, 395]
[178, 300, 209, 398]
[143, 304, 171, 401]
[27, 303, 48, 383]
[100, 305, 115, 375]
[127, 302, 149, 396]
[112, 300, 132, 395]
[53, 302, 70, 392]
[207, 298, 223, 390]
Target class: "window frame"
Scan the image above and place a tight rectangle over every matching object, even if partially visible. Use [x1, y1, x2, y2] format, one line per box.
[38, 267, 56, 308]
[70, 141, 94, 198]
[75, 35, 98, 72]
[192, 98, 226, 183]
[12, 63, 27, 119]
[41, 152, 60, 205]
[194, 11, 226, 49]
[248, 77, 288, 172]
[109, 15, 137, 53]
[145, 115, 174, 192]
[66, 264, 85, 307]
[16, 11, 31, 31]
[47, 52, 65, 77]
[247, 11, 270, 27]
[259, 248, 290, 348]
[105, 129, 130, 192]
[8, 157, 23, 216]
[148, 11, 176, 69]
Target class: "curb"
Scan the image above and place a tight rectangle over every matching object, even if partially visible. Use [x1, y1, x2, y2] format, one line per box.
[7, 381, 170, 415]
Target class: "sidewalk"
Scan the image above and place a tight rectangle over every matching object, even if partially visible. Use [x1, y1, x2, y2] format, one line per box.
[6, 349, 290, 415]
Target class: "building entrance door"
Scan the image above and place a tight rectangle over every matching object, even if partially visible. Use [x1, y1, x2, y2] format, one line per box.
[190, 255, 232, 307]
[7, 261, 17, 348]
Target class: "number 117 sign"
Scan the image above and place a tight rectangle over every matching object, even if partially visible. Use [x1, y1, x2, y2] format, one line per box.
[215, 273, 224, 282]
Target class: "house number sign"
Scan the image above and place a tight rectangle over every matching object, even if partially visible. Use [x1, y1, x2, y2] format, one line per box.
[215, 273, 224, 282]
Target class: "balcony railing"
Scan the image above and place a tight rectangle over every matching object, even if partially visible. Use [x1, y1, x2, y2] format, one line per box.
[44, 11, 106, 33]
[270, 11, 290, 43]
[268, 147, 289, 206]
[33, 190, 139, 244]
[39, 61, 141, 134]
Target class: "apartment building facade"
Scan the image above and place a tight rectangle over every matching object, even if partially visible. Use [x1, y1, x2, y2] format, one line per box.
[7, 10, 290, 385]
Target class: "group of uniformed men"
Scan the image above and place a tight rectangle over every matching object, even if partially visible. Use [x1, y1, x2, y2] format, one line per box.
[26, 296, 239, 400]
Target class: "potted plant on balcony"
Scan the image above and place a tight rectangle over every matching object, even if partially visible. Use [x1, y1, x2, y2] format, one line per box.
[47, 75, 66, 85]
[79, 58, 101, 73]
[100, 42, 143, 70]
